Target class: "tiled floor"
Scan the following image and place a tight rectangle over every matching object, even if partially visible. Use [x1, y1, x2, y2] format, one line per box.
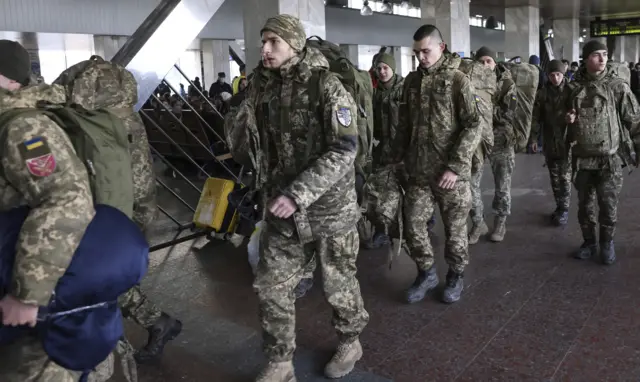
[120, 153, 640, 381]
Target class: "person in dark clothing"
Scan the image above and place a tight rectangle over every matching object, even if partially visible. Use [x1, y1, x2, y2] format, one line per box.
[209, 72, 233, 98]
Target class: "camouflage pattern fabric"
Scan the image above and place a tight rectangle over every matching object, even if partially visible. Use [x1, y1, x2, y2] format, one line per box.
[457, 59, 496, 155]
[567, 65, 640, 165]
[261, 14, 306, 52]
[372, 74, 404, 169]
[394, 53, 481, 182]
[0, 84, 95, 306]
[488, 68, 517, 217]
[87, 352, 114, 382]
[118, 285, 162, 327]
[547, 157, 572, 211]
[226, 46, 361, 240]
[574, 158, 623, 243]
[393, 53, 480, 274]
[469, 152, 485, 224]
[0, 85, 95, 379]
[489, 146, 515, 217]
[53, 57, 157, 230]
[0, 336, 81, 382]
[501, 62, 539, 152]
[403, 181, 472, 274]
[529, 78, 574, 159]
[254, 225, 368, 361]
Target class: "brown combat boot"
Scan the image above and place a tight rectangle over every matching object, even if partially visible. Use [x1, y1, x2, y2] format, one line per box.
[490, 216, 507, 242]
[255, 361, 296, 382]
[468, 220, 489, 244]
[324, 339, 363, 379]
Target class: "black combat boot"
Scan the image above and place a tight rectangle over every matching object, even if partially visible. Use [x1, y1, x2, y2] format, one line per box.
[135, 313, 183, 363]
[405, 266, 439, 304]
[442, 270, 464, 304]
[574, 224, 597, 260]
[551, 209, 569, 226]
[294, 277, 314, 299]
[600, 226, 616, 265]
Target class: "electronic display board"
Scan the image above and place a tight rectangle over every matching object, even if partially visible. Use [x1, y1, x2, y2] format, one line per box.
[590, 18, 640, 37]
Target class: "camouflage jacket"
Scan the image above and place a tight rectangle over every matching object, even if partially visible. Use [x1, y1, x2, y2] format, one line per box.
[372, 74, 404, 169]
[225, 47, 360, 240]
[567, 66, 640, 169]
[530, 78, 574, 159]
[394, 53, 481, 183]
[493, 66, 517, 149]
[0, 85, 95, 306]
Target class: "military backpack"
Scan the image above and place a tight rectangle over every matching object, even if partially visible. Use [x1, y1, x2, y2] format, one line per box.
[501, 62, 539, 152]
[458, 59, 496, 156]
[306, 36, 375, 179]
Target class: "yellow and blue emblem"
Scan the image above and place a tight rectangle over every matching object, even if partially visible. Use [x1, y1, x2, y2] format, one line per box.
[24, 137, 44, 151]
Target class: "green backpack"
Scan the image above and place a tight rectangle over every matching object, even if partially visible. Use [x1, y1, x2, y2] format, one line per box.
[458, 59, 496, 156]
[306, 36, 375, 178]
[0, 102, 134, 218]
[501, 62, 539, 152]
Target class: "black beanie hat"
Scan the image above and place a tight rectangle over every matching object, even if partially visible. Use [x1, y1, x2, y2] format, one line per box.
[547, 59, 565, 74]
[0, 40, 31, 84]
[582, 40, 607, 59]
[475, 46, 496, 61]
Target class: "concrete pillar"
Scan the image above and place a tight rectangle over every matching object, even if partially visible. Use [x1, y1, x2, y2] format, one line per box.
[202, 39, 231, 90]
[505, 6, 540, 60]
[420, 0, 470, 58]
[623, 36, 638, 63]
[553, 18, 579, 63]
[242, 0, 325, 72]
[94, 36, 129, 61]
[21, 33, 41, 77]
[340, 44, 359, 67]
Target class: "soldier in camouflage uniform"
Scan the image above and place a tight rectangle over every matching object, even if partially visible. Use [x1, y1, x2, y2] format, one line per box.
[565, 40, 640, 264]
[393, 25, 481, 304]
[0, 39, 104, 382]
[54, 59, 182, 364]
[225, 15, 369, 382]
[529, 59, 574, 226]
[472, 47, 518, 243]
[362, 52, 404, 249]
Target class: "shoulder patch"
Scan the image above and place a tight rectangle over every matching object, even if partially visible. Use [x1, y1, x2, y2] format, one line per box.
[336, 106, 352, 127]
[18, 136, 57, 177]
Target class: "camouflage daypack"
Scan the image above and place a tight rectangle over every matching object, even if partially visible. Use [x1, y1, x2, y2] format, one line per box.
[52, 55, 154, 222]
[458, 59, 496, 156]
[609, 62, 631, 84]
[567, 64, 631, 160]
[0, 100, 134, 218]
[306, 36, 374, 178]
[502, 62, 539, 152]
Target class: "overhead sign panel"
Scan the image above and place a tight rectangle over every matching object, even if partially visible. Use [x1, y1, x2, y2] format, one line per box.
[590, 18, 640, 37]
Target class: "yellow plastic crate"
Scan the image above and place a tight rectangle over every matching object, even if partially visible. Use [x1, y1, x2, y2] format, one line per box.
[193, 177, 237, 231]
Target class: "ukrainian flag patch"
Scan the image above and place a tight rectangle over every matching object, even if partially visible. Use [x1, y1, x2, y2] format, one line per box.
[24, 137, 44, 150]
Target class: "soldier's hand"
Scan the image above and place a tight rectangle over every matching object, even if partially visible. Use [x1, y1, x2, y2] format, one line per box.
[438, 170, 458, 190]
[566, 109, 577, 124]
[269, 195, 298, 219]
[0, 295, 38, 327]
[529, 142, 538, 153]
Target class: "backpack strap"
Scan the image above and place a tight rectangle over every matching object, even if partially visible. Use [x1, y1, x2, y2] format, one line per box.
[305, 68, 328, 161]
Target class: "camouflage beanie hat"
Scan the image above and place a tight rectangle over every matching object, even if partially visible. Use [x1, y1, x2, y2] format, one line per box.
[547, 59, 565, 75]
[260, 14, 306, 52]
[0, 40, 31, 85]
[376, 53, 396, 73]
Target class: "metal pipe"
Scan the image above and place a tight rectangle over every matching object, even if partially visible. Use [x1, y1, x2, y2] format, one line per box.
[150, 94, 241, 183]
[157, 205, 184, 227]
[156, 178, 197, 213]
[149, 231, 208, 252]
[149, 145, 202, 195]
[172, 64, 224, 120]
[139, 110, 213, 178]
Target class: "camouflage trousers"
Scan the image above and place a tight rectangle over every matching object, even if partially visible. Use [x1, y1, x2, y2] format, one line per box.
[404, 180, 472, 274]
[489, 145, 515, 216]
[573, 158, 624, 243]
[546, 156, 572, 211]
[254, 224, 369, 361]
[0, 335, 133, 382]
[118, 284, 162, 328]
[469, 151, 486, 224]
